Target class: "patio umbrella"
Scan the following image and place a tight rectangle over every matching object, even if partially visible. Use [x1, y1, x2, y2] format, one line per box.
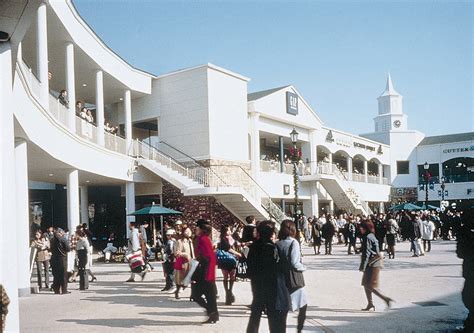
[128, 205, 182, 247]
[388, 203, 423, 211]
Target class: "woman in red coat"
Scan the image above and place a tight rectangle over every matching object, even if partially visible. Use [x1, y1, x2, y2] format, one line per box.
[192, 219, 219, 324]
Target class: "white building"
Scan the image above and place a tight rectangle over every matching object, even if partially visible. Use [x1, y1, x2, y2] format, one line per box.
[0, 1, 472, 332]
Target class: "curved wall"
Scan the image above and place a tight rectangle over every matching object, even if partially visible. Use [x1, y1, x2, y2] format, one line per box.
[14, 64, 135, 181]
[49, 0, 153, 94]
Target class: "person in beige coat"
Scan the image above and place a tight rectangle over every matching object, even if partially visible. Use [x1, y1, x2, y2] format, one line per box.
[30, 231, 51, 290]
[173, 227, 195, 299]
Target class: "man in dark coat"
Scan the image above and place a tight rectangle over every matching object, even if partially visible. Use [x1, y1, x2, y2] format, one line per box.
[321, 217, 336, 255]
[50, 228, 71, 294]
[246, 220, 282, 332]
[456, 212, 474, 333]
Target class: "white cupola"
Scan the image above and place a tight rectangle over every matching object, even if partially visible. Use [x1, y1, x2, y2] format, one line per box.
[374, 74, 407, 132]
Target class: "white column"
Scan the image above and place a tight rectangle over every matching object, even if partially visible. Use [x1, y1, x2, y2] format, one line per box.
[36, 2, 49, 107]
[310, 182, 319, 217]
[65, 42, 76, 131]
[249, 112, 260, 179]
[96, 70, 105, 146]
[124, 89, 132, 155]
[378, 163, 384, 184]
[309, 130, 317, 174]
[363, 160, 368, 182]
[80, 186, 89, 227]
[347, 156, 353, 181]
[329, 200, 335, 215]
[328, 152, 333, 173]
[379, 202, 385, 214]
[67, 170, 80, 232]
[125, 182, 135, 238]
[0, 43, 20, 332]
[15, 140, 31, 296]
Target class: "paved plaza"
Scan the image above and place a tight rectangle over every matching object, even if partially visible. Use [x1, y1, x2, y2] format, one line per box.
[20, 240, 467, 333]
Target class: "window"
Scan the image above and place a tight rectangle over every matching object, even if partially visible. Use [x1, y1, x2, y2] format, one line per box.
[397, 161, 410, 175]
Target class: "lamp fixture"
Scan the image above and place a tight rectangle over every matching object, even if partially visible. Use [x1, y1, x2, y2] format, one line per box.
[290, 128, 299, 145]
[48, 173, 54, 177]
[119, 97, 123, 101]
[424, 162, 429, 170]
[82, 83, 87, 87]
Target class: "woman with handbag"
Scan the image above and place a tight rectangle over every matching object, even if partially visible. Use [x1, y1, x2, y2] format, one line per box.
[276, 220, 308, 333]
[218, 225, 242, 305]
[359, 219, 394, 311]
[173, 227, 194, 299]
[192, 219, 219, 324]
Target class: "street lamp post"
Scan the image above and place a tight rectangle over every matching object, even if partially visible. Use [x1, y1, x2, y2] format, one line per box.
[423, 162, 431, 209]
[290, 128, 300, 242]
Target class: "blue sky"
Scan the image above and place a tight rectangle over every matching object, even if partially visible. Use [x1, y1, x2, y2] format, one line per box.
[73, 0, 473, 136]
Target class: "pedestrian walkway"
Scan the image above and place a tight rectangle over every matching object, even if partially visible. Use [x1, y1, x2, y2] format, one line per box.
[20, 240, 466, 332]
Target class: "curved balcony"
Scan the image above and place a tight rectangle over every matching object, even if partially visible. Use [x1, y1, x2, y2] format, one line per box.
[14, 59, 135, 181]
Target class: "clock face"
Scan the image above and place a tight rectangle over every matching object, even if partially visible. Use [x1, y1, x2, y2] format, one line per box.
[393, 120, 401, 128]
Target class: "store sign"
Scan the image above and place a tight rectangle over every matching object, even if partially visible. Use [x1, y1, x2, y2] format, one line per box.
[354, 142, 376, 152]
[286, 92, 298, 115]
[443, 145, 474, 154]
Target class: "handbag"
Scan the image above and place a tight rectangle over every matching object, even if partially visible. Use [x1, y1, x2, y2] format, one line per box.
[125, 250, 145, 273]
[173, 256, 188, 270]
[216, 249, 237, 270]
[182, 259, 199, 286]
[280, 240, 305, 292]
[236, 257, 248, 279]
[367, 254, 384, 268]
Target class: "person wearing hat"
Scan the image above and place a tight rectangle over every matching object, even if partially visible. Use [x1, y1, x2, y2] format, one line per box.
[162, 229, 176, 292]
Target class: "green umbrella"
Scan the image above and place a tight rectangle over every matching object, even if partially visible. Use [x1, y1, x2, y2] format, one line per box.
[129, 205, 182, 216]
[388, 203, 423, 211]
[128, 205, 182, 247]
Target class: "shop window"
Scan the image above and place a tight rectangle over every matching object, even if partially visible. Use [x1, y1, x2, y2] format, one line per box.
[397, 161, 409, 175]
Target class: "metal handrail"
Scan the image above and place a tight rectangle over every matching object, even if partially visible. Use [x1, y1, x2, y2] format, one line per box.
[317, 162, 373, 215]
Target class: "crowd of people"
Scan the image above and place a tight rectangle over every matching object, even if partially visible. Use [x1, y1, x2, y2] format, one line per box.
[30, 223, 97, 294]
[21, 207, 473, 332]
[294, 210, 462, 260]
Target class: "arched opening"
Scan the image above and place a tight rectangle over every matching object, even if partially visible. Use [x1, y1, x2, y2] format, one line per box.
[317, 146, 331, 164]
[442, 157, 474, 183]
[333, 150, 350, 173]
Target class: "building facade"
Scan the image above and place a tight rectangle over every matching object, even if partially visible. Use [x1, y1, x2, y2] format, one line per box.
[0, 1, 472, 332]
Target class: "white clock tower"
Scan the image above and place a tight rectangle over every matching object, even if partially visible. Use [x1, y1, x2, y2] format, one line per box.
[361, 74, 425, 187]
[373, 74, 408, 132]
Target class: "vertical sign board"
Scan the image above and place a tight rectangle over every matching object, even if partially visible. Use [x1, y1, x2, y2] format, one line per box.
[286, 91, 298, 115]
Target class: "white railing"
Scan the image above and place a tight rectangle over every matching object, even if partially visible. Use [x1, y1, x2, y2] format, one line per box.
[21, 62, 42, 99]
[351, 173, 366, 183]
[367, 175, 379, 184]
[317, 161, 373, 215]
[260, 160, 281, 172]
[134, 140, 287, 222]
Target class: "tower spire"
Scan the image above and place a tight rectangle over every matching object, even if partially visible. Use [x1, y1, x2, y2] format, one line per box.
[380, 73, 399, 96]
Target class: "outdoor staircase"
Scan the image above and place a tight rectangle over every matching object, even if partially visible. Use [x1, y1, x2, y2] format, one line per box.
[317, 162, 372, 216]
[133, 140, 287, 224]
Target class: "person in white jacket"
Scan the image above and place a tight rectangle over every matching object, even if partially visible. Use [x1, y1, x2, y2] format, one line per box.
[422, 215, 436, 253]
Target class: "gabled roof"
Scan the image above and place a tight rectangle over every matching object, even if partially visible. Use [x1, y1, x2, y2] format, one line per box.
[247, 85, 290, 101]
[418, 132, 474, 146]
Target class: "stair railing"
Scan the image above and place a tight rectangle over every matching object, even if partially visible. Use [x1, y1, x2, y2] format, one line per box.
[317, 162, 373, 215]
